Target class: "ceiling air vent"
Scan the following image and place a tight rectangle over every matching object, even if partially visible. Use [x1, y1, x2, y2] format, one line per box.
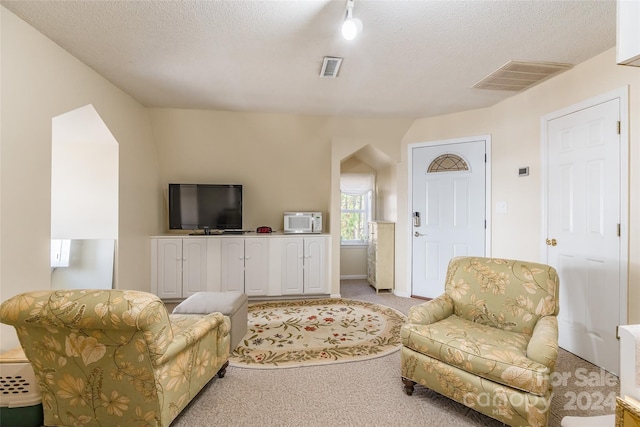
[472, 60, 572, 91]
[320, 56, 343, 78]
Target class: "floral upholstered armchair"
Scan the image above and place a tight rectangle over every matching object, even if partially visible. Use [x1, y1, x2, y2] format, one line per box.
[401, 256, 560, 427]
[0, 289, 231, 427]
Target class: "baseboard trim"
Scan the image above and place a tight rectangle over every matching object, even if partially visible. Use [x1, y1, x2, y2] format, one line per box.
[340, 275, 367, 280]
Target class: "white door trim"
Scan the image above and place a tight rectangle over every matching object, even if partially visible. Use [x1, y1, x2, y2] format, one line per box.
[540, 86, 629, 328]
[407, 135, 492, 295]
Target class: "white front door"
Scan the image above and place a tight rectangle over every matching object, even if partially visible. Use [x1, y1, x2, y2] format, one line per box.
[545, 97, 624, 374]
[411, 139, 488, 298]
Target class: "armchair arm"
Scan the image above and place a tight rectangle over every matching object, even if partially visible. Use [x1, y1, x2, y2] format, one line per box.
[154, 313, 229, 366]
[526, 315, 559, 368]
[407, 293, 454, 325]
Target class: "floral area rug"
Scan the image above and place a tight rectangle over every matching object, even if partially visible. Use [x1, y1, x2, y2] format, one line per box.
[229, 298, 407, 369]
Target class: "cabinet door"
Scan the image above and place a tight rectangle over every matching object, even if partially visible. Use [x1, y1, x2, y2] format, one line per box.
[304, 237, 326, 294]
[156, 239, 183, 299]
[281, 238, 304, 294]
[244, 238, 268, 296]
[182, 238, 207, 297]
[617, 0, 640, 66]
[221, 238, 245, 292]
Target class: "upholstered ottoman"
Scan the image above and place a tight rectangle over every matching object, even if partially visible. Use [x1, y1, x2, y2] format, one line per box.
[173, 292, 248, 351]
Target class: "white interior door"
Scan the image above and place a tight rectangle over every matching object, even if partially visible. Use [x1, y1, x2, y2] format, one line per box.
[546, 97, 623, 374]
[411, 139, 487, 298]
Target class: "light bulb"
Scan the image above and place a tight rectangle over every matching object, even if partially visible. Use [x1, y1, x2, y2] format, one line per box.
[341, 17, 362, 40]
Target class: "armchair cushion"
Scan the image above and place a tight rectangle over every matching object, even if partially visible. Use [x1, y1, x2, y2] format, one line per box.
[402, 314, 550, 395]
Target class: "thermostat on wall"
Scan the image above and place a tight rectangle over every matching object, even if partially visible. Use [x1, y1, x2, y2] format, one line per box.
[518, 167, 529, 177]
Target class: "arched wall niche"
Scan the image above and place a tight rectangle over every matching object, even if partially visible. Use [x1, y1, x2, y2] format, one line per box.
[331, 139, 398, 295]
[51, 104, 119, 290]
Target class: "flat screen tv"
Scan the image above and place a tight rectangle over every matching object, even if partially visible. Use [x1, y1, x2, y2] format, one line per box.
[168, 184, 243, 232]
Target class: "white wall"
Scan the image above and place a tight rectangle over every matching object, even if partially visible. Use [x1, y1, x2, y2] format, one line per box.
[52, 105, 119, 239]
[0, 7, 162, 351]
[51, 239, 115, 290]
[396, 48, 640, 323]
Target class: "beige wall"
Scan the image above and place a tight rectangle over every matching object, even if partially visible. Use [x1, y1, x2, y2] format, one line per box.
[396, 48, 640, 323]
[376, 164, 397, 221]
[149, 109, 412, 233]
[340, 246, 368, 279]
[0, 7, 162, 351]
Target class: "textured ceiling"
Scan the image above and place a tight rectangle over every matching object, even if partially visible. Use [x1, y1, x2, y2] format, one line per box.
[1, 0, 617, 118]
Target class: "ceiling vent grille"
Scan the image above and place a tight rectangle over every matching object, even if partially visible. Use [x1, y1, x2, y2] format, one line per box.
[320, 56, 343, 78]
[472, 60, 572, 91]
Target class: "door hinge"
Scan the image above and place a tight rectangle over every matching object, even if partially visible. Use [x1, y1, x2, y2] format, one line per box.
[617, 223, 621, 237]
[484, 154, 487, 163]
[617, 121, 621, 135]
[484, 220, 487, 229]
[616, 325, 620, 340]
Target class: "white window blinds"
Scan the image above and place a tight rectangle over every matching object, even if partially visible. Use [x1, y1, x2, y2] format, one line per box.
[340, 173, 375, 195]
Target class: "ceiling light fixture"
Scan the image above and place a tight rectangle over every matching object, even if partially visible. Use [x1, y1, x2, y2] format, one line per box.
[341, 0, 362, 41]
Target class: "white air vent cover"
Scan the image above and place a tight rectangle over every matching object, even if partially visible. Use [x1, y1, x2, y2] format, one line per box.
[320, 56, 343, 78]
[472, 60, 572, 91]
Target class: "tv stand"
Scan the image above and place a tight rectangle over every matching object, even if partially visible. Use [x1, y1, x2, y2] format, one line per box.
[150, 234, 330, 299]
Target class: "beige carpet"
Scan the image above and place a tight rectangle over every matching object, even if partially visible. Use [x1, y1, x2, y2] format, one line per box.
[230, 298, 406, 368]
[171, 280, 619, 427]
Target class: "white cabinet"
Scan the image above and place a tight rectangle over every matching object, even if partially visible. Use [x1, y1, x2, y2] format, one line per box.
[221, 238, 244, 293]
[280, 236, 328, 295]
[151, 234, 329, 299]
[281, 238, 304, 294]
[367, 222, 394, 292]
[303, 237, 328, 294]
[221, 238, 268, 296]
[152, 238, 207, 299]
[244, 238, 269, 296]
[182, 238, 208, 296]
[617, 0, 640, 66]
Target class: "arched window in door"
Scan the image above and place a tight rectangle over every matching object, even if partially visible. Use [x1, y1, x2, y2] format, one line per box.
[427, 153, 469, 173]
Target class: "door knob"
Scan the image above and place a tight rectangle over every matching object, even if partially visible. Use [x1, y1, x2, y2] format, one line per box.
[545, 238, 557, 246]
[414, 231, 426, 237]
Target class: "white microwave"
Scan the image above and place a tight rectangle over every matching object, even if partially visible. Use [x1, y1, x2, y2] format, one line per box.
[283, 212, 323, 234]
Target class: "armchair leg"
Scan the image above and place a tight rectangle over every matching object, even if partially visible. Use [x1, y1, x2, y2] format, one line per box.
[217, 361, 229, 378]
[401, 377, 416, 396]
